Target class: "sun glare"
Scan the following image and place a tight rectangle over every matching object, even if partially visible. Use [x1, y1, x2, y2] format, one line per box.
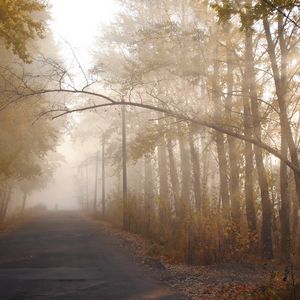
[49, 0, 119, 67]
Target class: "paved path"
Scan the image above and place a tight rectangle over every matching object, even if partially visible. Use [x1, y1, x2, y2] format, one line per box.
[0, 212, 181, 300]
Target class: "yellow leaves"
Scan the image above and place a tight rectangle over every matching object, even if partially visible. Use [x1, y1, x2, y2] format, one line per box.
[0, 100, 58, 181]
[0, 0, 47, 62]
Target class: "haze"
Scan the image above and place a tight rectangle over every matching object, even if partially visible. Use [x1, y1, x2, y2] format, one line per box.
[30, 0, 119, 210]
[0, 1, 299, 298]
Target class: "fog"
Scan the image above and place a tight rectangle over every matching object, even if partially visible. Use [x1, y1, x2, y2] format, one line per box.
[0, 0, 300, 274]
[29, 139, 79, 210]
[29, 0, 120, 211]
[50, 0, 119, 69]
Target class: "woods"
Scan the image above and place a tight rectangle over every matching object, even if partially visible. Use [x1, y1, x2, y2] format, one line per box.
[82, 0, 300, 265]
[0, 0, 299, 299]
[0, 0, 61, 222]
[0, 0, 299, 278]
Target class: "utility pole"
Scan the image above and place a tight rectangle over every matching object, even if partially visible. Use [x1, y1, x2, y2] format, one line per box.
[102, 133, 106, 217]
[122, 104, 128, 229]
[93, 150, 99, 213]
[85, 161, 89, 211]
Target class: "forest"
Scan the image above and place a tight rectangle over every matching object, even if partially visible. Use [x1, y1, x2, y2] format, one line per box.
[77, 0, 300, 265]
[0, 0, 300, 299]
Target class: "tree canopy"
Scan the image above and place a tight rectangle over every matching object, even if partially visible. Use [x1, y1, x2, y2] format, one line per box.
[0, 0, 46, 62]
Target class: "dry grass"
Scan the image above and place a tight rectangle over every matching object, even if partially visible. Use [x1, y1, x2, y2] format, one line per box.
[92, 217, 300, 300]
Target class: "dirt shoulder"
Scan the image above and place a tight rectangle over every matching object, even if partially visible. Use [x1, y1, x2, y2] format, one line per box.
[0, 209, 49, 236]
[94, 219, 300, 300]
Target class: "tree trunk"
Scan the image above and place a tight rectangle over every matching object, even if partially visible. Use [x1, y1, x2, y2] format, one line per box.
[178, 123, 191, 203]
[216, 133, 230, 215]
[225, 40, 241, 226]
[0, 185, 12, 222]
[212, 54, 230, 215]
[292, 197, 300, 255]
[166, 131, 180, 216]
[0, 186, 8, 219]
[245, 28, 273, 259]
[144, 156, 154, 236]
[263, 16, 300, 207]
[20, 192, 27, 215]
[242, 77, 257, 233]
[201, 134, 210, 211]
[280, 132, 290, 262]
[157, 120, 169, 222]
[102, 133, 106, 217]
[188, 125, 202, 211]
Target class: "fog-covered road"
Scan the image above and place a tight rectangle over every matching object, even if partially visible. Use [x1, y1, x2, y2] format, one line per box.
[0, 212, 180, 300]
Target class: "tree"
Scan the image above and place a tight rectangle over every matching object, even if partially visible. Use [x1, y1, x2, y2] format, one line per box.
[2, 0, 300, 264]
[0, 0, 62, 221]
[0, 0, 46, 63]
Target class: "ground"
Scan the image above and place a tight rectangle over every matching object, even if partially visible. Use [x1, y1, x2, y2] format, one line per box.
[0, 211, 181, 300]
[95, 219, 300, 300]
[0, 211, 299, 300]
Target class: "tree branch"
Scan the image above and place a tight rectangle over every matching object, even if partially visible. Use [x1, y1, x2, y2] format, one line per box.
[16, 87, 296, 175]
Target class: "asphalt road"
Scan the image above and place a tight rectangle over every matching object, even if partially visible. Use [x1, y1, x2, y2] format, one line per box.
[0, 211, 181, 300]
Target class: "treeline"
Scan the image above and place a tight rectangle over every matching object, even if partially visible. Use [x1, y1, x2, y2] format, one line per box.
[84, 0, 300, 264]
[0, 1, 61, 222]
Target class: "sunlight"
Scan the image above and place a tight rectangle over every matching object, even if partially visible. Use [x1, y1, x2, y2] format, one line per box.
[0, 1, 299, 298]
[49, 0, 119, 68]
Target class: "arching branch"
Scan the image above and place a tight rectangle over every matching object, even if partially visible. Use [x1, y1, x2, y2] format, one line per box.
[13, 87, 300, 175]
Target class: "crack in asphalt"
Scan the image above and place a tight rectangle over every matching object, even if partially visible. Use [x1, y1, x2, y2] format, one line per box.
[0, 211, 182, 300]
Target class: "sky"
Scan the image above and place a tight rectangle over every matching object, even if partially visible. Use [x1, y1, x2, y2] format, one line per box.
[30, 0, 119, 210]
[49, 0, 119, 69]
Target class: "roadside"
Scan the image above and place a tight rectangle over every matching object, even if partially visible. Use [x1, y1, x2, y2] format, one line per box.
[93, 218, 300, 300]
[0, 205, 48, 235]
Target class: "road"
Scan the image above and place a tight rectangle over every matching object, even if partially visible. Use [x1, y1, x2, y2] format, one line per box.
[0, 211, 181, 300]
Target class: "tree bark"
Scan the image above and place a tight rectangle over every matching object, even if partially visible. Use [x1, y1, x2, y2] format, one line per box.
[280, 132, 290, 262]
[166, 131, 180, 216]
[144, 156, 154, 235]
[0, 185, 12, 222]
[263, 16, 300, 207]
[225, 40, 241, 226]
[188, 125, 202, 211]
[245, 27, 273, 259]
[242, 77, 257, 233]
[178, 123, 191, 203]
[0, 186, 8, 221]
[157, 118, 169, 222]
[212, 54, 230, 215]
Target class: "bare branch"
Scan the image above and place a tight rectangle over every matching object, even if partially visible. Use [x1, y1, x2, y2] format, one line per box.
[22, 88, 299, 175]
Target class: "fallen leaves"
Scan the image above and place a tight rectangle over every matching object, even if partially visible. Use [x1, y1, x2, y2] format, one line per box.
[93, 218, 299, 300]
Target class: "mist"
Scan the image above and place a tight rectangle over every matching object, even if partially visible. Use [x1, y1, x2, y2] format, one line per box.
[0, 0, 299, 299]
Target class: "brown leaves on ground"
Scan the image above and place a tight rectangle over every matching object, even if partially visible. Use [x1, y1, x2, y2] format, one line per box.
[94, 219, 299, 300]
